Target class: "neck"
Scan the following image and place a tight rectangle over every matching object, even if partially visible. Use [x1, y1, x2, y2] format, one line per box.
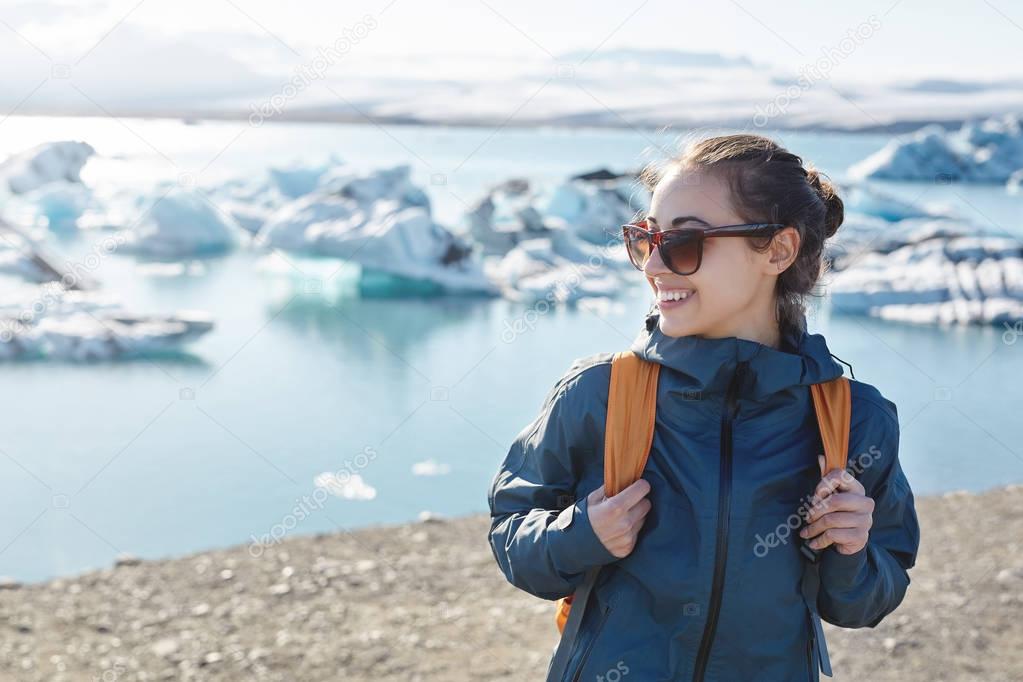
[697, 299, 783, 350]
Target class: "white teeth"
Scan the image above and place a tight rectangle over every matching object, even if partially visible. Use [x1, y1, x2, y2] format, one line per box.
[658, 290, 693, 302]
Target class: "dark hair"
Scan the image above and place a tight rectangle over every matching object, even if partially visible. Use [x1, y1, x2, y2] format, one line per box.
[639, 133, 844, 336]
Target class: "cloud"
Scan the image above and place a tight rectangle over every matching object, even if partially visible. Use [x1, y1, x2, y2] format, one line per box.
[0, 22, 289, 112]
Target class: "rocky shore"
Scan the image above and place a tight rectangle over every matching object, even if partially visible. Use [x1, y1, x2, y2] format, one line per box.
[1, 485, 1021, 681]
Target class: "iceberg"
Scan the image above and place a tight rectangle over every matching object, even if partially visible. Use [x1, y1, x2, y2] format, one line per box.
[257, 165, 495, 295]
[313, 472, 376, 500]
[119, 187, 241, 258]
[467, 171, 645, 251]
[829, 221, 1023, 326]
[0, 284, 213, 361]
[2, 182, 102, 233]
[269, 155, 344, 199]
[0, 141, 95, 194]
[484, 237, 625, 303]
[411, 459, 451, 476]
[1009, 169, 1023, 194]
[541, 172, 646, 245]
[841, 183, 941, 222]
[849, 115, 1023, 183]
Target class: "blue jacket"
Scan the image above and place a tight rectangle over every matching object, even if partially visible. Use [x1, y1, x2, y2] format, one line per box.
[487, 308, 920, 681]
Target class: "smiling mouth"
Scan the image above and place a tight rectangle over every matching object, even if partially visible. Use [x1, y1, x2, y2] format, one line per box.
[656, 288, 696, 309]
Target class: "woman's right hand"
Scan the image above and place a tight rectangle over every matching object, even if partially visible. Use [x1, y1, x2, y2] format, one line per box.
[586, 478, 653, 558]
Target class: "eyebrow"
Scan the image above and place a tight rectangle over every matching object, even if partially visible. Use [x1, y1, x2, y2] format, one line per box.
[646, 215, 711, 228]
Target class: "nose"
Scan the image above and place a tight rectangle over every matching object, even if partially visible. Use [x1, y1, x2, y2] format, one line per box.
[642, 242, 670, 276]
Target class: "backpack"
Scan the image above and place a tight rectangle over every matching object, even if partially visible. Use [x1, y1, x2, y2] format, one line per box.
[547, 350, 851, 681]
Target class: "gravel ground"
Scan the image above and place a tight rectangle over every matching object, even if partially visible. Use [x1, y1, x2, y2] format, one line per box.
[1, 485, 1021, 681]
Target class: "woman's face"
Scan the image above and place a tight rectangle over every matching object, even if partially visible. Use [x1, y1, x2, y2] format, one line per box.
[643, 167, 796, 341]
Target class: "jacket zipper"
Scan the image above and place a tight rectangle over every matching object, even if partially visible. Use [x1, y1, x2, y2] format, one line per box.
[692, 361, 746, 682]
[570, 601, 613, 682]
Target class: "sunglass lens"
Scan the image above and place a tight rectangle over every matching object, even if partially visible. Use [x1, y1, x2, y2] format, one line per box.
[662, 232, 701, 275]
[623, 224, 651, 269]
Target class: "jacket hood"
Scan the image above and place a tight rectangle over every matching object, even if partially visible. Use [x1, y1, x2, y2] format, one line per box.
[629, 305, 846, 401]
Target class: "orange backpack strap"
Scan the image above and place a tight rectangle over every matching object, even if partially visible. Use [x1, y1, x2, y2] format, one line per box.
[809, 376, 851, 475]
[802, 375, 852, 678]
[604, 350, 662, 497]
[548, 351, 660, 681]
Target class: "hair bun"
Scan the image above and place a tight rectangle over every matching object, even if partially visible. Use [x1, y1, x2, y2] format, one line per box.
[805, 167, 844, 238]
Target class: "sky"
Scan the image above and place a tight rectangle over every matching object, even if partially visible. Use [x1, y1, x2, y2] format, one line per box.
[0, 0, 1021, 116]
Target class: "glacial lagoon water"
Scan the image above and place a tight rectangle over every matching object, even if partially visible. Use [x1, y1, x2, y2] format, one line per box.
[1, 116, 1021, 582]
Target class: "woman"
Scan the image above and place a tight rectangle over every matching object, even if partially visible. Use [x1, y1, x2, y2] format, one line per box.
[487, 134, 921, 681]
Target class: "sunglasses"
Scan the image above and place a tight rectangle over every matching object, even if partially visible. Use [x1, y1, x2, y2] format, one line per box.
[621, 219, 786, 276]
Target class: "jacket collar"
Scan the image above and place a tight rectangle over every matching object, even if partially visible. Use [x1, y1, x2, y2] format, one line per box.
[629, 305, 845, 401]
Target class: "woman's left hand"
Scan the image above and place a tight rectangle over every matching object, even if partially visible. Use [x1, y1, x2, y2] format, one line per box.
[799, 455, 874, 555]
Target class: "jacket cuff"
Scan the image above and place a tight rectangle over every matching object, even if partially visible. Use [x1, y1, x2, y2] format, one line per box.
[820, 543, 870, 590]
[547, 491, 619, 575]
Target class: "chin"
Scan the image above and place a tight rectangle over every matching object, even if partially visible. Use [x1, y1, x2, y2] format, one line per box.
[656, 310, 700, 338]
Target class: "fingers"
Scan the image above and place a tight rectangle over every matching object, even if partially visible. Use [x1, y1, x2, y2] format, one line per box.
[610, 478, 652, 510]
[624, 496, 653, 529]
[811, 468, 864, 504]
[587, 485, 608, 507]
[587, 479, 653, 559]
[803, 526, 868, 553]
[800, 510, 872, 541]
[602, 499, 652, 558]
[806, 492, 874, 522]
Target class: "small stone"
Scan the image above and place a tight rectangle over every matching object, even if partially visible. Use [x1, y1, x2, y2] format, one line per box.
[269, 583, 291, 596]
[191, 603, 210, 616]
[151, 639, 179, 658]
[203, 652, 223, 665]
[418, 510, 444, 523]
[0, 576, 22, 590]
[219, 569, 234, 581]
[115, 554, 142, 568]
[995, 568, 1022, 584]
[883, 637, 898, 653]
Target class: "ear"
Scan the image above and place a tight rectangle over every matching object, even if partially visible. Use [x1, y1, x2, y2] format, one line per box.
[766, 226, 800, 274]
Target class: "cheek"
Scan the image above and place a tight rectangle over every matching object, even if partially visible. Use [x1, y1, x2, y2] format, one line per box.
[694, 242, 759, 301]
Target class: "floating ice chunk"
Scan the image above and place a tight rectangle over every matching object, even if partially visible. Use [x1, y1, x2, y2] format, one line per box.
[465, 178, 548, 256]
[467, 171, 645, 252]
[119, 188, 241, 258]
[486, 237, 625, 303]
[135, 261, 206, 278]
[34, 311, 213, 361]
[1009, 169, 1023, 194]
[316, 164, 430, 207]
[259, 166, 495, 295]
[314, 472, 377, 500]
[841, 184, 939, 222]
[3, 182, 98, 232]
[269, 154, 344, 198]
[412, 459, 451, 476]
[0, 284, 213, 361]
[829, 224, 1023, 326]
[849, 115, 1023, 183]
[0, 141, 95, 194]
[541, 174, 645, 245]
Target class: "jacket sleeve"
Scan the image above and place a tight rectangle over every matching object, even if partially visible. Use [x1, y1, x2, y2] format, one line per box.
[817, 396, 920, 628]
[487, 360, 620, 601]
